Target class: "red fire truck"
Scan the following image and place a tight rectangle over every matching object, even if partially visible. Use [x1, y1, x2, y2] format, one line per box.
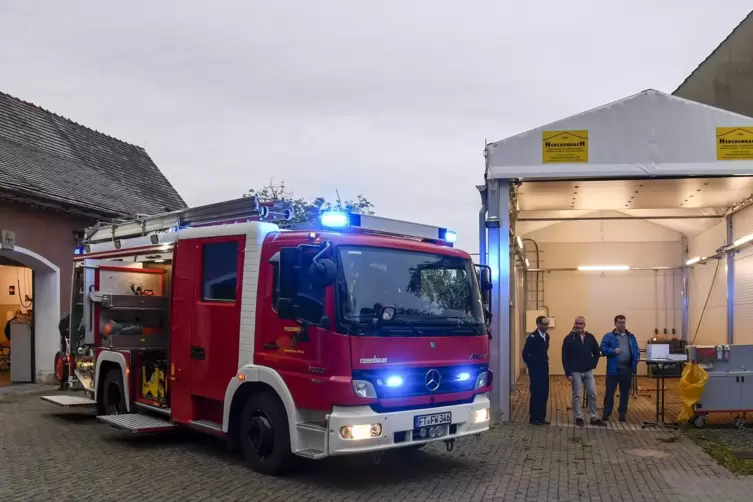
[42, 197, 493, 475]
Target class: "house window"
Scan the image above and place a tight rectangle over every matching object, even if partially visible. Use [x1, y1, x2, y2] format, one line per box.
[202, 241, 239, 302]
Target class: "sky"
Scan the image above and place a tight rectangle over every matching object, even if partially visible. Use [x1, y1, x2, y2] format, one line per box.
[0, 1, 751, 251]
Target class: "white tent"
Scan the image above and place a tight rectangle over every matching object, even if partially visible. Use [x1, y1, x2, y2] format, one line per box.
[485, 89, 753, 237]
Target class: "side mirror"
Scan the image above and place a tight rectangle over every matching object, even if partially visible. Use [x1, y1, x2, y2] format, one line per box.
[479, 266, 493, 291]
[308, 258, 337, 287]
[279, 247, 300, 298]
[277, 297, 295, 320]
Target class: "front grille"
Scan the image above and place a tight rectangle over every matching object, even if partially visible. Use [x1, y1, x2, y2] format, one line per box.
[353, 364, 486, 399]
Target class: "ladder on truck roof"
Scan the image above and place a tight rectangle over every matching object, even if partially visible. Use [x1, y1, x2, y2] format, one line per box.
[85, 196, 294, 244]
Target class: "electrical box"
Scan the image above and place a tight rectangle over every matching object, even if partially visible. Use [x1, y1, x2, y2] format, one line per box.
[525, 310, 554, 331]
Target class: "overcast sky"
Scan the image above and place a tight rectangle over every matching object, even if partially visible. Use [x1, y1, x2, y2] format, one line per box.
[1, 1, 751, 250]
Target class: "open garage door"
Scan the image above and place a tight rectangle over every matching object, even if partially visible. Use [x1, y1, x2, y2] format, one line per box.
[480, 89, 753, 423]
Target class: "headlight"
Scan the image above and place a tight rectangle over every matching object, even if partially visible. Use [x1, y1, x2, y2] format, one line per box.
[473, 408, 490, 424]
[352, 379, 377, 399]
[340, 424, 382, 440]
[475, 371, 489, 389]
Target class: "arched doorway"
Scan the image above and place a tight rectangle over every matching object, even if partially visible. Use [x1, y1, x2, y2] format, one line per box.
[0, 245, 59, 384]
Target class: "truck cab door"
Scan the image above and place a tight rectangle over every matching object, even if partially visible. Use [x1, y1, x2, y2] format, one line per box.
[256, 244, 334, 411]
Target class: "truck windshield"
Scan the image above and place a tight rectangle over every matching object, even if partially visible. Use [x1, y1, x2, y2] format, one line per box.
[337, 246, 485, 332]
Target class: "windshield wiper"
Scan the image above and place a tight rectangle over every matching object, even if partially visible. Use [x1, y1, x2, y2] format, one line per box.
[343, 314, 425, 336]
[433, 316, 484, 334]
[380, 317, 424, 336]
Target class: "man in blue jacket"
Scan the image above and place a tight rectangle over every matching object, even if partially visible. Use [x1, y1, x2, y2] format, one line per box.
[522, 315, 550, 425]
[600, 314, 640, 422]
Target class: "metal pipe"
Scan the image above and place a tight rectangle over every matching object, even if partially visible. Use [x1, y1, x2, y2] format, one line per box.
[681, 235, 689, 342]
[477, 185, 488, 266]
[517, 215, 723, 222]
[654, 270, 659, 335]
[672, 269, 677, 335]
[726, 214, 735, 344]
[664, 268, 669, 335]
[527, 266, 684, 272]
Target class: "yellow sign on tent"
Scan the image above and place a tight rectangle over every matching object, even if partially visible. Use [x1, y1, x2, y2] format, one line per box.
[542, 130, 589, 164]
[716, 127, 753, 160]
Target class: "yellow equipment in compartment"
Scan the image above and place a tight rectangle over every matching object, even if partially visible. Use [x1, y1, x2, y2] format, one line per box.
[141, 363, 168, 403]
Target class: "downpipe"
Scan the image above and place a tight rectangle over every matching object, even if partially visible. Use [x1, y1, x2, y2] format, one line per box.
[478, 185, 488, 266]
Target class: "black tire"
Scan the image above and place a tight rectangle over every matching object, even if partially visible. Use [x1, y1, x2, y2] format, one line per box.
[101, 368, 127, 415]
[239, 391, 293, 476]
[54, 352, 68, 390]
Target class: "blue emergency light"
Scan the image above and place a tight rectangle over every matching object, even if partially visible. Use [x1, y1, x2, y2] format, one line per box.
[320, 210, 351, 228]
[317, 210, 457, 246]
[73, 246, 85, 256]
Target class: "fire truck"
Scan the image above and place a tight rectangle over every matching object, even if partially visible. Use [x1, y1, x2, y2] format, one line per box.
[41, 197, 493, 475]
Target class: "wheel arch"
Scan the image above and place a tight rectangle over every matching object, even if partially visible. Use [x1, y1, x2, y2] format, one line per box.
[223, 365, 299, 452]
[95, 351, 131, 412]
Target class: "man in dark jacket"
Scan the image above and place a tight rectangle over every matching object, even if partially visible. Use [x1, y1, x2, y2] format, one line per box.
[562, 316, 603, 426]
[600, 314, 641, 422]
[522, 315, 550, 425]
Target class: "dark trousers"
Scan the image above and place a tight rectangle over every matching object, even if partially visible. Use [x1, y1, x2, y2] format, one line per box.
[603, 366, 632, 417]
[528, 365, 549, 422]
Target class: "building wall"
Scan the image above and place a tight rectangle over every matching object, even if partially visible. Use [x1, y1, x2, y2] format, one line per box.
[521, 219, 683, 376]
[674, 12, 753, 117]
[687, 221, 728, 346]
[733, 205, 753, 345]
[0, 201, 92, 313]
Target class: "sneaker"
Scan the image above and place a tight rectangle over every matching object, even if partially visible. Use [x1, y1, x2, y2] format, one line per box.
[590, 418, 605, 426]
[619, 415, 626, 422]
[575, 418, 585, 427]
[602, 415, 609, 422]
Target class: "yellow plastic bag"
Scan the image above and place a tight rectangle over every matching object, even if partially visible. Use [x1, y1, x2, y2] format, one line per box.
[676, 362, 709, 422]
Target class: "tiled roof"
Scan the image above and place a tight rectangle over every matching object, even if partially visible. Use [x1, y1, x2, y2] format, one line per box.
[0, 91, 187, 217]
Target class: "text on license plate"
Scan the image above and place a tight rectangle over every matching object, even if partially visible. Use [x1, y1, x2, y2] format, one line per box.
[415, 412, 452, 428]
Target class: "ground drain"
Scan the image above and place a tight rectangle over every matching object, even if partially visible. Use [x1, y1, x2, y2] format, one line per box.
[620, 447, 670, 459]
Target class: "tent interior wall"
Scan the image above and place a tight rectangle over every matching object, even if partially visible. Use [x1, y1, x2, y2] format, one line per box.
[481, 89, 753, 423]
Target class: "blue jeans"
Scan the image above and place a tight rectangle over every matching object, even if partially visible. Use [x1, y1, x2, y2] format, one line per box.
[603, 366, 632, 417]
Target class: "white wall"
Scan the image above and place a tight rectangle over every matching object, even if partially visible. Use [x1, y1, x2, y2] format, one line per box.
[733, 205, 753, 345]
[521, 217, 682, 376]
[687, 220, 727, 346]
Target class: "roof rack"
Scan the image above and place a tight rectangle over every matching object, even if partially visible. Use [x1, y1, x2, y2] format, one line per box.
[85, 196, 293, 244]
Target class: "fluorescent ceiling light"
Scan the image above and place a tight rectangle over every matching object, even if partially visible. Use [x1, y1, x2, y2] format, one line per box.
[516, 236, 523, 249]
[577, 265, 630, 271]
[686, 256, 705, 265]
[732, 233, 753, 248]
[525, 258, 530, 268]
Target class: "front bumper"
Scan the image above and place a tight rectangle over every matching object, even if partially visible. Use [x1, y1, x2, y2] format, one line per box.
[326, 394, 491, 456]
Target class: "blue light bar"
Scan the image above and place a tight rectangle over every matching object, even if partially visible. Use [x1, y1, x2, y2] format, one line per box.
[438, 228, 457, 243]
[73, 246, 85, 256]
[320, 210, 350, 228]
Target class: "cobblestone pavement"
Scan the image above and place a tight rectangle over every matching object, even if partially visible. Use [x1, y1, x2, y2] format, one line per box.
[3, 391, 753, 501]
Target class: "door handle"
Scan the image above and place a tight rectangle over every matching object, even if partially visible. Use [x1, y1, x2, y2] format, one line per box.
[190, 346, 206, 360]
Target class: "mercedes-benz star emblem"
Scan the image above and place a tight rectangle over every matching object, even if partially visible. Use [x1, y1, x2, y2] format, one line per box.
[425, 369, 441, 392]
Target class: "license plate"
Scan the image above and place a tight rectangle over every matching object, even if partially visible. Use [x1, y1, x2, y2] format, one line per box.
[415, 412, 452, 428]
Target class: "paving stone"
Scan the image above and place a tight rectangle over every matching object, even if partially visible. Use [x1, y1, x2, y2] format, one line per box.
[1, 391, 753, 501]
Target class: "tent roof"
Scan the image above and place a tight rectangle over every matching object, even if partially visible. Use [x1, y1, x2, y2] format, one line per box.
[486, 89, 753, 180]
[487, 89, 753, 238]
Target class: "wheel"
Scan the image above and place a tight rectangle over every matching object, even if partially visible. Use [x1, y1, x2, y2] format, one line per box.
[692, 415, 706, 429]
[735, 418, 746, 430]
[239, 391, 293, 476]
[101, 368, 127, 415]
[54, 352, 68, 390]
